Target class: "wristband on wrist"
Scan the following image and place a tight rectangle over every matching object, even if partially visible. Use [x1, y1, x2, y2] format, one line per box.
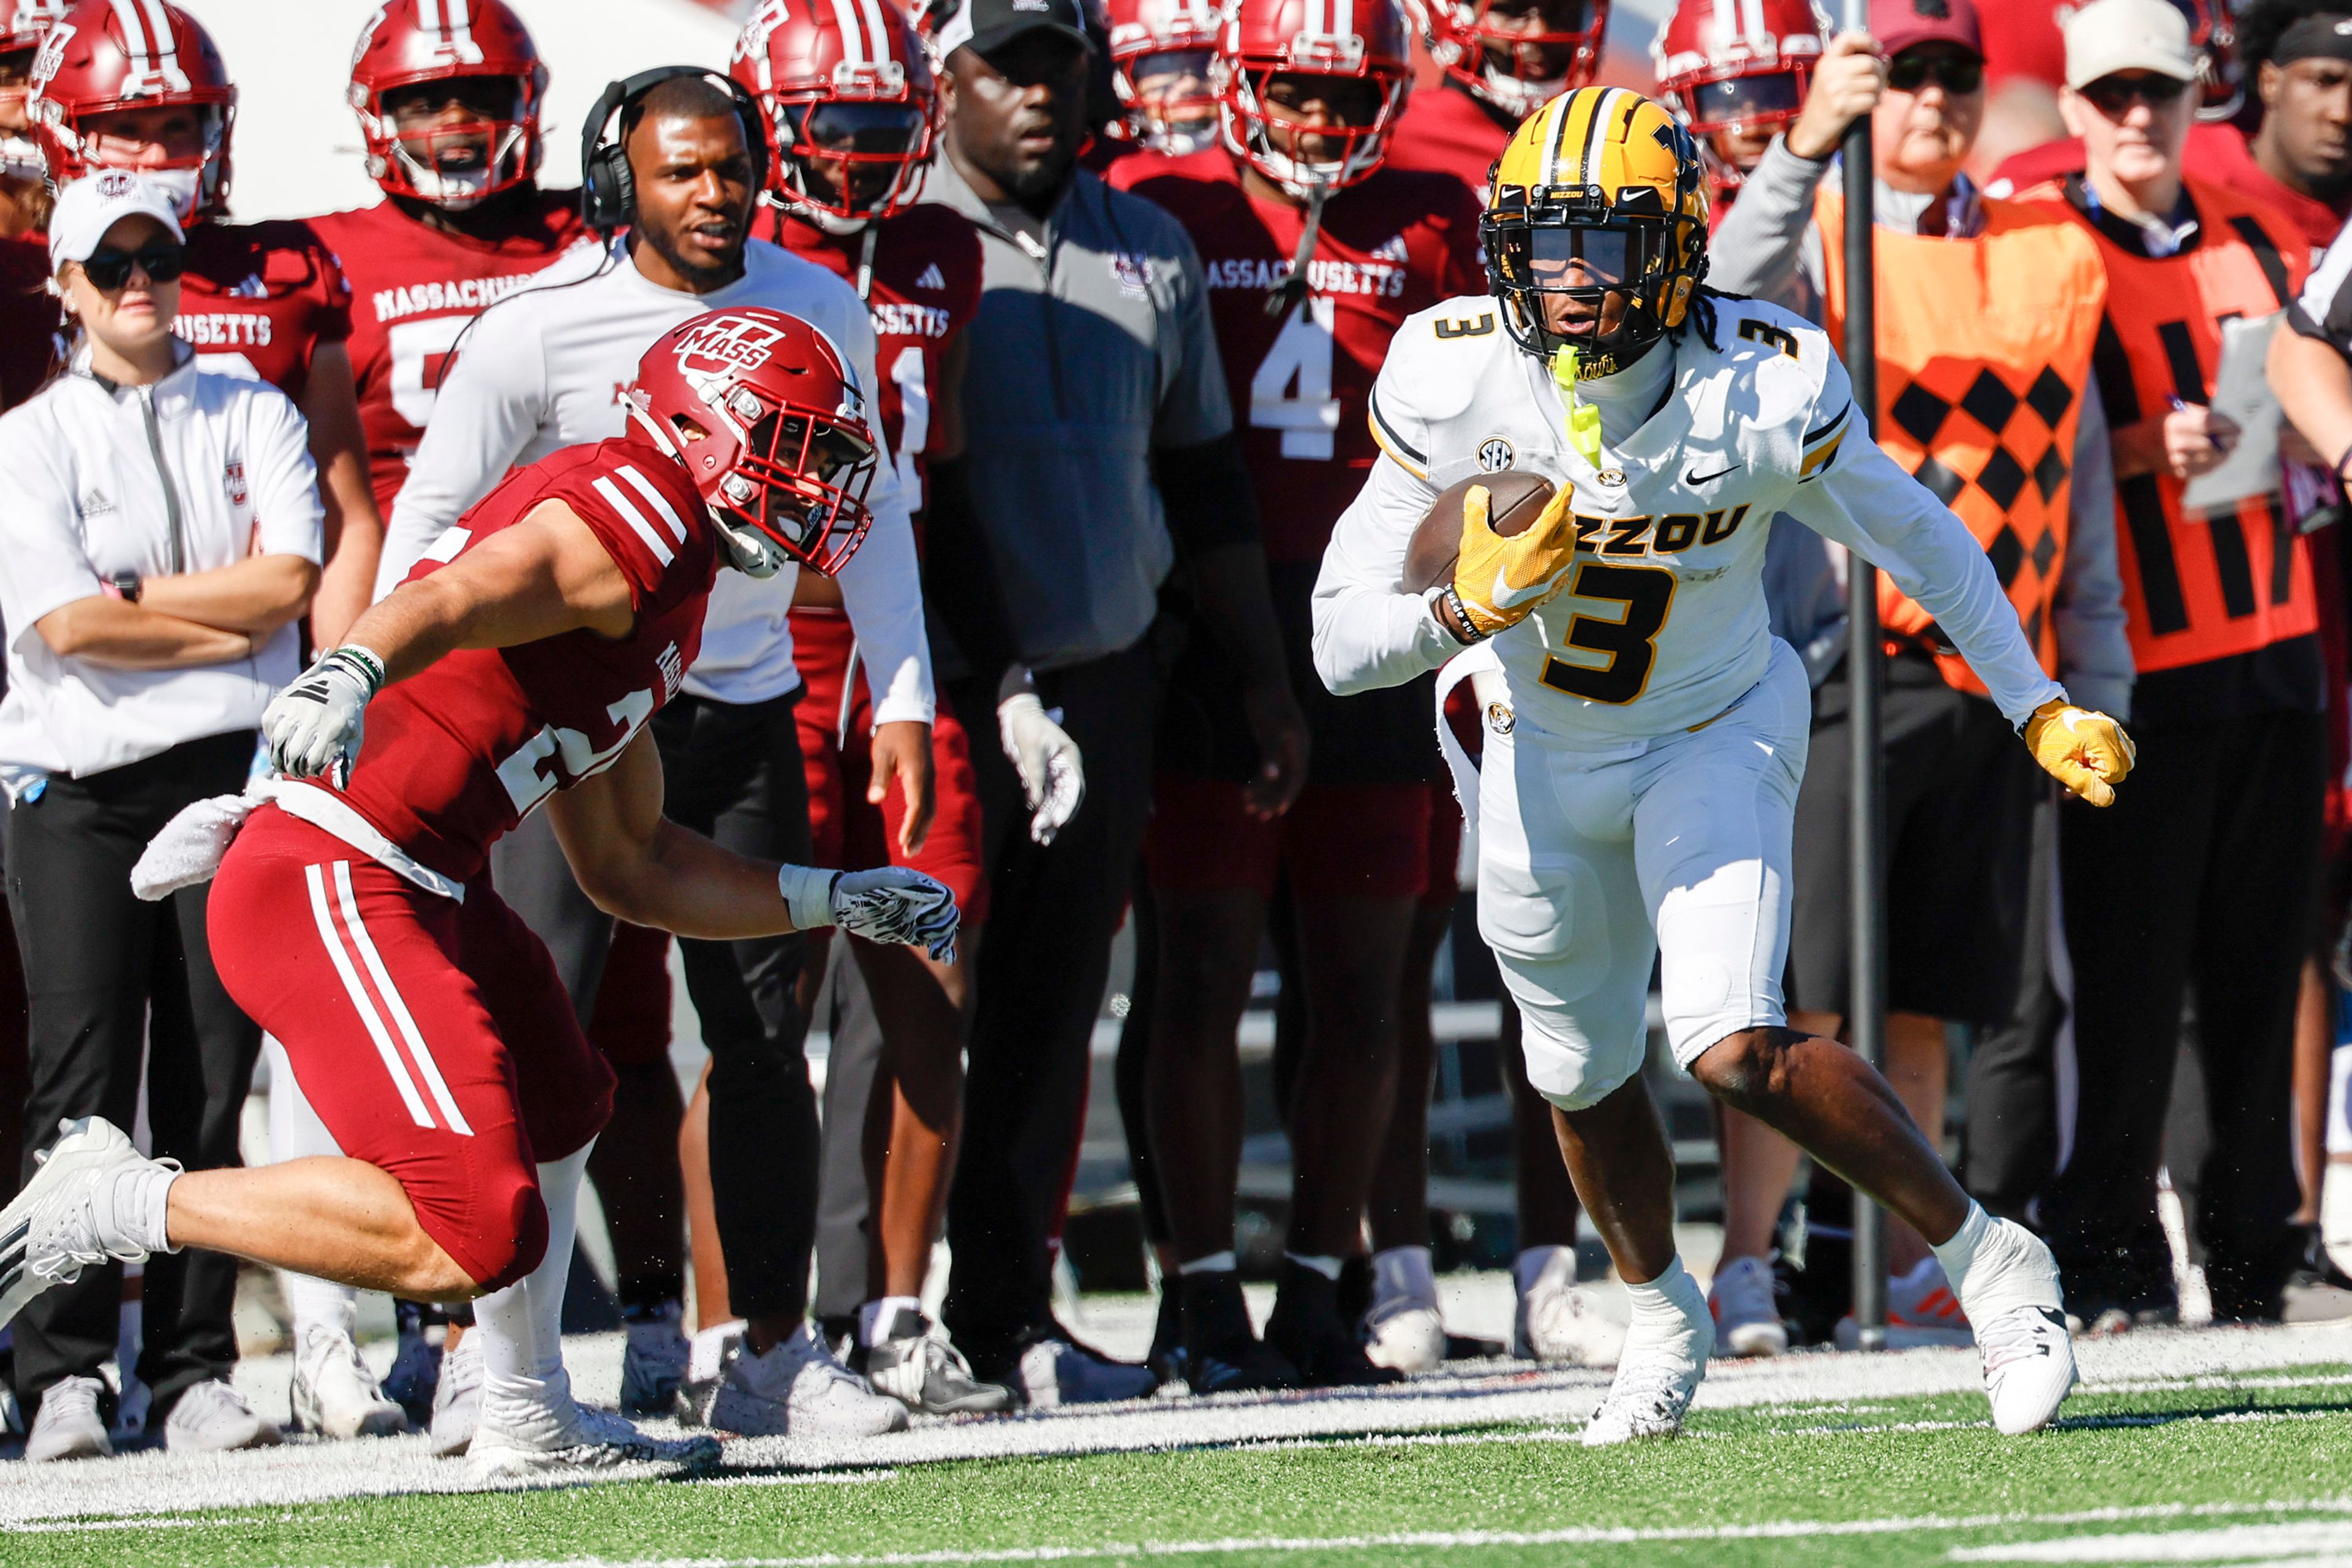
[777, 864, 843, 932]
[331, 644, 390, 695]
[1426, 584, 1486, 644]
[109, 571, 141, 603]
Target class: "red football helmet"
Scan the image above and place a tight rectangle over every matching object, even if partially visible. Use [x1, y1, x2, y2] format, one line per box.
[1655, 0, 1821, 194]
[0, 0, 69, 178]
[347, 0, 547, 210]
[1215, 0, 1412, 197]
[625, 307, 881, 577]
[28, 0, 235, 221]
[1105, 0, 1219, 154]
[1406, 0, 1607, 120]
[4, 0, 67, 52]
[730, 0, 935, 223]
[2172, 0, 2241, 121]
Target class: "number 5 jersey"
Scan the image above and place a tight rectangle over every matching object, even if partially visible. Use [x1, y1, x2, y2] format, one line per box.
[1313, 292, 2065, 739]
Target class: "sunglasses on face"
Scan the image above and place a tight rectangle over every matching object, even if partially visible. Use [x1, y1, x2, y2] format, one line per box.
[2078, 72, 2191, 116]
[81, 244, 185, 290]
[1887, 53, 1985, 94]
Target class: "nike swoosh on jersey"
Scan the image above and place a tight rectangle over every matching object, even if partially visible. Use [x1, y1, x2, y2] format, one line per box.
[1491, 564, 1566, 611]
[1684, 463, 1741, 484]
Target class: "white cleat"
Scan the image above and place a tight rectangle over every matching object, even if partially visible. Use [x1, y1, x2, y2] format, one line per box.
[0, 1118, 172, 1332]
[709, 1322, 908, 1438]
[466, 1367, 720, 1481]
[291, 1322, 410, 1439]
[429, 1329, 484, 1457]
[1583, 1289, 1713, 1448]
[23, 1374, 111, 1463]
[1956, 1218, 2078, 1435]
[1514, 1246, 1620, 1365]
[1363, 1246, 1447, 1376]
[1708, 1255, 1789, 1358]
[165, 1378, 282, 1453]
[619, 1301, 692, 1419]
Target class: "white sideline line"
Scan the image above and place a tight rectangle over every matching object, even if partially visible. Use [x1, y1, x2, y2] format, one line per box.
[15, 1516, 209, 1534]
[445, 1500, 2352, 1568]
[696, 1469, 901, 1489]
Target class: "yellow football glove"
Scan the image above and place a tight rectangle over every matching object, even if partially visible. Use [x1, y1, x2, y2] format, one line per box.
[1451, 480, 1580, 639]
[2024, 699, 2136, 808]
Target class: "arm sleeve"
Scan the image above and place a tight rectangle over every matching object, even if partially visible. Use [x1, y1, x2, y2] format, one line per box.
[1704, 137, 1832, 304]
[244, 384, 326, 564]
[2054, 379, 2134, 720]
[374, 301, 548, 600]
[831, 306, 935, 727]
[1312, 372, 1462, 696]
[1152, 230, 1236, 450]
[0, 422, 99, 656]
[1153, 432, 1261, 558]
[1780, 356, 2065, 726]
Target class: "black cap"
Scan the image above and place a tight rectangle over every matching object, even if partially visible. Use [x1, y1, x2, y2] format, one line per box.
[932, 0, 1095, 61]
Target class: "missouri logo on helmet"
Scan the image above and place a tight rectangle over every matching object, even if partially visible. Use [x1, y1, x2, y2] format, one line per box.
[30, 0, 236, 221]
[729, 0, 937, 222]
[347, 0, 549, 211]
[1483, 86, 1711, 374]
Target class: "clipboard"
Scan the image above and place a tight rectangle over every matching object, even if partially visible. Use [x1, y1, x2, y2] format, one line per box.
[2180, 312, 2284, 518]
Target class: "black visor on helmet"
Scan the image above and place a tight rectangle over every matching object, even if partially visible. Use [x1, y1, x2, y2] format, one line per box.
[1683, 70, 1803, 133]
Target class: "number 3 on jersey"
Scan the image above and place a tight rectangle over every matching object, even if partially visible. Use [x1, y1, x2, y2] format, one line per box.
[1539, 564, 1677, 705]
[1250, 296, 1339, 461]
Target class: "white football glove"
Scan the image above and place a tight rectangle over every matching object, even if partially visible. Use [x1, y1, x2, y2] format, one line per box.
[263, 646, 385, 788]
[777, 864, 960, 963]
[998, 690, 1084, 846]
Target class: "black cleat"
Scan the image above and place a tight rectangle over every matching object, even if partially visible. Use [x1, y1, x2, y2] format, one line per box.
[1264, 1261, 1404, 1388]
[1179, 1270, 1298, 1394]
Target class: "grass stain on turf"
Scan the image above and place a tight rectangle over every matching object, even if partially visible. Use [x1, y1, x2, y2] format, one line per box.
[11, 1373, 2351, 1568]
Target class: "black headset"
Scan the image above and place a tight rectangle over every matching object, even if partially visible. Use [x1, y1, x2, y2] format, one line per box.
[580, 66, 772, 233]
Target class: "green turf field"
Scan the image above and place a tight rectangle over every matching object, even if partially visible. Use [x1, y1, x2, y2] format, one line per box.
[18, 1366, 2352, 1567]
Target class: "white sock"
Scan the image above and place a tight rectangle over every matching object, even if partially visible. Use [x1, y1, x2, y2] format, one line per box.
[113, 1161, 180, 1257]
[1622, 1256, 1706, 1349]
[1372, 1245, 1437, 1305]
[282, 1272, 360, 1341]
[1178, 1251, 1237, 1276]
[475, 1142, 594, 1395]
[1515, 1244, 1576, 1297]
[1285, 1252, 1344, 1281]
[691, 1319, 747, 1382]
[859, 1295, 922, 1348]
[1930, 1202, 1995, 1302]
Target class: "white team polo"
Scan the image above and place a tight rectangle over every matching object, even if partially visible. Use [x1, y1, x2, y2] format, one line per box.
[0, 341, 324, 785]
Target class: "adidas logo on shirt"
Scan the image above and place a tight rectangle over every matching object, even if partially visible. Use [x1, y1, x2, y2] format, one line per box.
[914, 263, 947, 290]
[1370, 235, 1409, 263]
[78, 489, 114, 518]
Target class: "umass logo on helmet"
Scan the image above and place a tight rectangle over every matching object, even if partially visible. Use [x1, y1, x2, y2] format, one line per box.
[677, 314, 791, 377]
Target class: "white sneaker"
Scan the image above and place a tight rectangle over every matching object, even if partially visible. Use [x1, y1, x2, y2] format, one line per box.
[1513, 1246, 1619, 1364]
[1583, 1286, 1712, 1448]
[1954, 1218, 2078, 1435]
[2323, 1162, 2352, 1283]
[709, 1322, 908, 1438]
[1834, 1258, 1976, 1350]
[1708, 1255, 1789, 1358]
[1363, 1247, 1446, 1376]
[292, 1323, 409, 1439]
[24, 1374, 111, 1462]
[165, 1378, 282, 1453]
[677, 1320, 745, 1428]
[0, 1118, 173, 1331]
[429, 1329, 483, 1457]
[619, 1302, 691, 1419]
[466, 1366, 720, 1480]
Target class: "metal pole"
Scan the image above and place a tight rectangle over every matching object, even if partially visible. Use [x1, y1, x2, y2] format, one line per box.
[1840, 0, 1888, 1352]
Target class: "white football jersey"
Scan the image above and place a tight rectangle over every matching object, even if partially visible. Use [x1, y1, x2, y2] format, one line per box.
[1313, 292, 2063, 740]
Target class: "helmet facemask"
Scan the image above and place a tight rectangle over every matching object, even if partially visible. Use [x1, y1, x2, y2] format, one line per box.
[1485, 184, 1705, 374]
[65, 100, 232, 222]
[364, 75, 539, 210]
[1425, 0, 1605, 119]
[1115, 45, 1218, 154]
[771, 90, 935, 222]
[1217, 52, 1408, 200]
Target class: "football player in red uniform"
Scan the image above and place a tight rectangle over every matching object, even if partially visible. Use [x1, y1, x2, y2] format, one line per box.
[1104, 0, 1220, 154]
[1656, 0, 1823, 215]
[1388, 0, 1606, 182]
[0, 0, 62, 238]
[0, 306, 957, 1480]
[722, 0, 1006, 1416]
[1105, 0, 1479, 1389]
[29, 0, 383, 645]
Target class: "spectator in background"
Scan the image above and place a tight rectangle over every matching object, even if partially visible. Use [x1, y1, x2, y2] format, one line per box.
[921, 0, 1304, 1404]
[0, 174, 321, 1461]
[2225, 1, 2352, 253]
[1708, 0, 2133, 1352]
[2020, 0, 2319, 1328]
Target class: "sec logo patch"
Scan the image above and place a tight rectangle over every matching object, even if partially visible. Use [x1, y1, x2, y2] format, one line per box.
[1477, 437, 1515, 473]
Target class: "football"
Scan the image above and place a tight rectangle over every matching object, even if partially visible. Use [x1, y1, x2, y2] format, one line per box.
[1400, 470, 1559, 594]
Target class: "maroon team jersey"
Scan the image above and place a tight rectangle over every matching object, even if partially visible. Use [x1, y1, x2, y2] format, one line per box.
[764, 203, 982, 513]
[311, 191, 593, 512]
[323, 438, 718, 884]
[1110, 149, 1485, 563]
[1384, 80, 1513, 189]
[176, 219, 355, 402]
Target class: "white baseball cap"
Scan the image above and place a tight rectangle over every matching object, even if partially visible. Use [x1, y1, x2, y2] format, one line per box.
[47, 170, 186, 275]
[2064, 0, 2199, 90]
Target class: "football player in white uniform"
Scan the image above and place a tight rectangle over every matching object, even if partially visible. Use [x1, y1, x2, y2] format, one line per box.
[1313, 86, 2135, 1443]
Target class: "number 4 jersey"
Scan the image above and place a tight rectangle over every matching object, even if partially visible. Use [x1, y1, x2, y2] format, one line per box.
[319, 437, 718, 884]
[1313, 293, 2065, 740]
[1108, 149, 1486, 564]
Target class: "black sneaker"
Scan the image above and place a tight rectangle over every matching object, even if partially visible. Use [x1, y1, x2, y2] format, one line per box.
[1147, 1283, 1188, 1388]
[859, 1308, 1017, 1415]
[1264, 1261, 1404, 1388]
[1179, 1270, 1298, 1394]
[967, 1322, 1158, 1407]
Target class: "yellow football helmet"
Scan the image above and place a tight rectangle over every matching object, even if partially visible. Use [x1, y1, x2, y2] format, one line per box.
[1482, 86, 1711, 374]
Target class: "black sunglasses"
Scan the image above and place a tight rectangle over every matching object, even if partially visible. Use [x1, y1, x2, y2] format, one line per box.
[81, 243, 185, 291]
[2079, 72, 2192, 116]
[1887, 53, 1985, 94]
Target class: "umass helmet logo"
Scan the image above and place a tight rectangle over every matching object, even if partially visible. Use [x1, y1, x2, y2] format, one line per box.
[676, 314, 790, 379]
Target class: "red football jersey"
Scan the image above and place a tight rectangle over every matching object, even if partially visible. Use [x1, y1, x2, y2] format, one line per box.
[1109, 149, 1485, 563]
[176, 219, 355, 402]
[310, 191, 592, 513]
[1384, 80, 1513, 192]
[326, 437, 718, 883]
[763, 203, 983, 513]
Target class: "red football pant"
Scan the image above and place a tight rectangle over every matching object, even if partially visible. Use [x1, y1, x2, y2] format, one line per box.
[208, 808, 614, 1292]
[1144, 775, 1434, 901]
[793, 606, 989, 921]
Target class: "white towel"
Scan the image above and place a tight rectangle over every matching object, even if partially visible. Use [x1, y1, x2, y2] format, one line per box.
[130, 783, 268, 900]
